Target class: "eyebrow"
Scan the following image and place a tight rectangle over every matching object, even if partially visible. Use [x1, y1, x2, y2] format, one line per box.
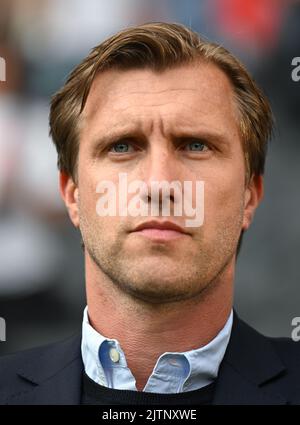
[90, 129, 142, 156]
[90, 126, 230, 155]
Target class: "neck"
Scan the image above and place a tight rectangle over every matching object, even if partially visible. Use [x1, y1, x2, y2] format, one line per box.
[85, 255, 234, 391]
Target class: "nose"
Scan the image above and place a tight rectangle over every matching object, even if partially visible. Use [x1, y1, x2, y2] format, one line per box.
[144, 145, 177, 181]
[140, 144, 182, 208]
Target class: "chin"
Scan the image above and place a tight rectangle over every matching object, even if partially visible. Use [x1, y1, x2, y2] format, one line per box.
[125, 272, 199, 298]
[124, 285, 196, 304]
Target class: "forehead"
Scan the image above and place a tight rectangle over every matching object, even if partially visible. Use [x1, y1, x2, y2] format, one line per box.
[81, 63, 239, 137]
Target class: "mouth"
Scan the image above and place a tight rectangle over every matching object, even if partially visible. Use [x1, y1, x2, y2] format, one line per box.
[130, 220, 191, 242]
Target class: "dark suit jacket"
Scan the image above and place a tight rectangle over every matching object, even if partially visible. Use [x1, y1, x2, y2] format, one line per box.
[1, 313, 300, 405]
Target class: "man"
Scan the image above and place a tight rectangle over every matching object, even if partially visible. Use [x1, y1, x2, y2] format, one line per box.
[1, 22, 300, 405]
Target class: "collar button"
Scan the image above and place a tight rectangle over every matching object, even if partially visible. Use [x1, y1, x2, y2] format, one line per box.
[109, 347, 120, 363]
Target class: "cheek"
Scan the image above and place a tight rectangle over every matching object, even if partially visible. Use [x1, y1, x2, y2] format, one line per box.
[79, 179, 97, 215]
[77, 166, 102, 226]
[77, 170, 123, 235]
[78, 155, 106, 213]
[203, 168, 245, 228]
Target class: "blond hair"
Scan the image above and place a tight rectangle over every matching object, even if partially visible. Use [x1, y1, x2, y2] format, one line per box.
[50, 22, 273, 183]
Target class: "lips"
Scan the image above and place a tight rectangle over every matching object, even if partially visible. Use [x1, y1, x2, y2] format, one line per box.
[133, 220, 188, 233]
[131, 220, 190, 241]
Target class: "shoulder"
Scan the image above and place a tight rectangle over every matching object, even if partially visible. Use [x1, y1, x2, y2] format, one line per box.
[0, 336, 75, 370]
[213, 314, 300, 404]
[239, 316, 300, 362]
[238, 314, 300, 367]
[0, 334, 82, 402]
[268, 335, 300, 368]
[235, 316, 300, 398]
[259, 334, 300, 401]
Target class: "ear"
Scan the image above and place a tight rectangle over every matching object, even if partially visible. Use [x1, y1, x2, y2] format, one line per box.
[242, 174, 264, 231]
[59, 171, 79, 228]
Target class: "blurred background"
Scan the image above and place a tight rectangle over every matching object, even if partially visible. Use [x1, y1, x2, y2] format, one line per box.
[0, 0, 299, 354]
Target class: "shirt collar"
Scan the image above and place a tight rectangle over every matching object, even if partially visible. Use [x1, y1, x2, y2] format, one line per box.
[81, 306, 233, 391]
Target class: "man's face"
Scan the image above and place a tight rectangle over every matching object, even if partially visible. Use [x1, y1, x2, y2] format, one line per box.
[65, 63, 261, 304]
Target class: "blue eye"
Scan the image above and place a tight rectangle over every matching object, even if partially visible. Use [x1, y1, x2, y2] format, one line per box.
[110, 142, 132, 153]
[185, 141, 207, 151]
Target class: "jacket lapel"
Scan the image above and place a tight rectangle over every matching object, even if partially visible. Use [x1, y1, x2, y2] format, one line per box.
[7, 334, 83, 405]
[213, 312, 287, 405]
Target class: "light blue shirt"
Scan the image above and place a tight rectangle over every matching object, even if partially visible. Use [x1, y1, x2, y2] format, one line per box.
[81, 306, 233, 394]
